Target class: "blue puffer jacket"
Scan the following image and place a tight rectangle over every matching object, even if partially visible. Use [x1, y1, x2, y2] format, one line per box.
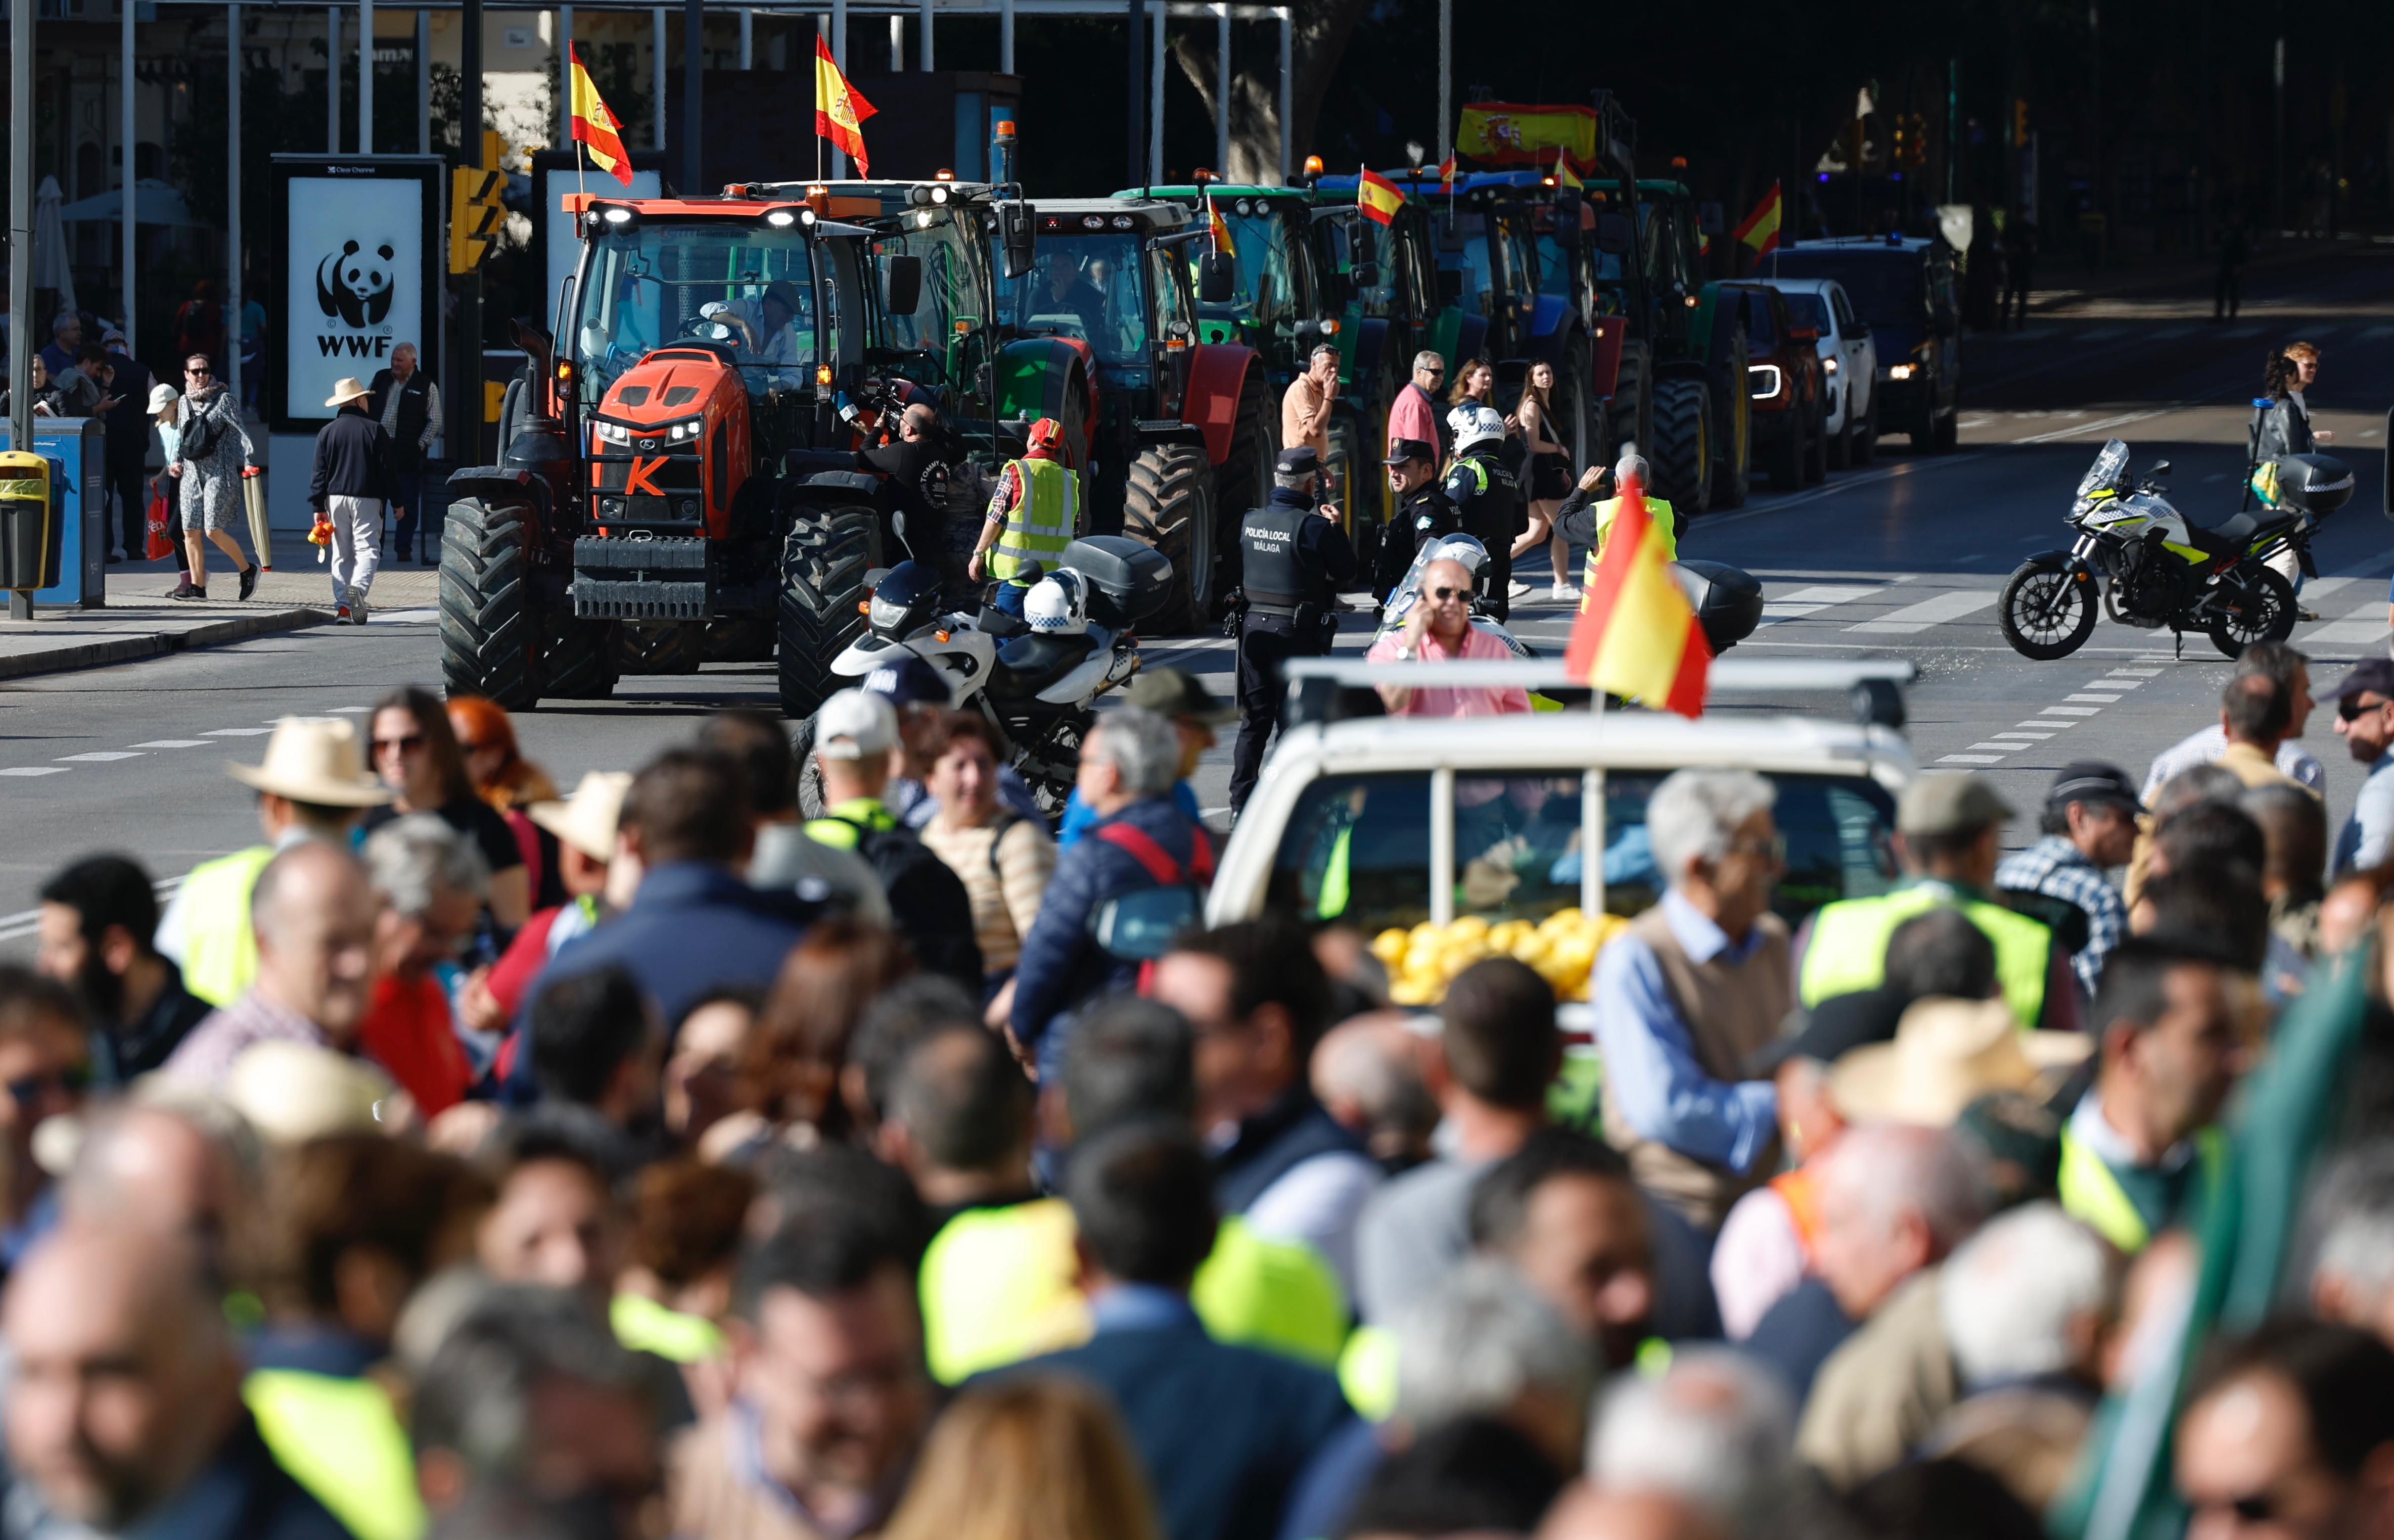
[1011, 794, 1210, 1061]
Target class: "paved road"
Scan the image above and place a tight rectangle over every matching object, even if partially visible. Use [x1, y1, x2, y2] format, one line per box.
[2, 247, 2387, 952]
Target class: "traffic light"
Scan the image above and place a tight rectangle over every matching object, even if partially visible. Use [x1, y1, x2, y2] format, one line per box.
[1891, 119, 1908, 170]
[448, 132, 509, 275]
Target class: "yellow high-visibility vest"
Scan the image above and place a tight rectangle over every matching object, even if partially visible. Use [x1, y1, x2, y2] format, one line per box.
[989, 457, 1078, 584]
[1579, 497, 1678, 611]
[1799, 881, 2053, 1029]
[245, 1369, 426, 1540]
[2057, 1125, 2227, 1254]
[178, 845, 276, 1007]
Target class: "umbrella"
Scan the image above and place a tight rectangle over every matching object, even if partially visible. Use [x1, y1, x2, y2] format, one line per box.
[31, 175, 76, 316]
[57, 179, 211, 229]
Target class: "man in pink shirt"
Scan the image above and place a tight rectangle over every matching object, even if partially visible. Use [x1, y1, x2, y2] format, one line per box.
[1364, 556, 1533, 717]
[1386, 351, 1448, 464]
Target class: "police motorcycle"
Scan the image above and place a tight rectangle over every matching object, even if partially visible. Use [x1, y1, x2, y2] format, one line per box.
[796, 535, 1171, 816]
[1375, 534, 1540, 658]
[1998, 438, 2352, 662]
[1373, 536, 1767, 658]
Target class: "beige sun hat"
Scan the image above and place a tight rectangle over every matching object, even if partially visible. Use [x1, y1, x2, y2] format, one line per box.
[145, 382, 180, 415]
[1828, 996, 2092, 1128]
[223, 1041, 397, 1144]
[227, 717, 391, 808]
[527, 770, 633, 863]
[325, 376, 373, 408]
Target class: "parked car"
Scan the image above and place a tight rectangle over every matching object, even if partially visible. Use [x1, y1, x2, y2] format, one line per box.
[1726, 284, 1827, 490]
[1762, 276, 1878, 468]
[1764, 236, 1962, 452]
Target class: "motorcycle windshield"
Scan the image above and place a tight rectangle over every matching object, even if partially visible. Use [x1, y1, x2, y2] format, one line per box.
[2076, 440, 2130, 499]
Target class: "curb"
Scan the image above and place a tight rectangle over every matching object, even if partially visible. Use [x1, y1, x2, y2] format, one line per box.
[0, 607, 336, 683]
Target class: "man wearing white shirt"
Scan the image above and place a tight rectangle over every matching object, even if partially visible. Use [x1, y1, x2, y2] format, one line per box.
[2143, 641, 2322, 799]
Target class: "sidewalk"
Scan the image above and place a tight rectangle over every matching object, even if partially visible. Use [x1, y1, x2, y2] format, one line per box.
[0, 562, 439, 683]
[2020, 236, 2354, 316]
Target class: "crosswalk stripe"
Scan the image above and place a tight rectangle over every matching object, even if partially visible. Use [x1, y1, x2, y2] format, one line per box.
[1847, 590, 2000, 633]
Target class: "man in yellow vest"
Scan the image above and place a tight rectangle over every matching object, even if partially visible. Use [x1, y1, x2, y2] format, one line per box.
[1797, 772, 2081, 1034]
[1554, 454, 1677, 610]
[968, 414, 1078, 618]
[2058, 935, 2255, 1253]
[154, 717, 389, 1007]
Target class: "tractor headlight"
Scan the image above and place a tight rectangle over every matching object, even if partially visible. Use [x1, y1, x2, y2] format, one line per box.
[592, 420, 634, 445]
[1888, 362, 1916, 381]
[666, 416, 705, 442]
[1747, 363, 1784, 401]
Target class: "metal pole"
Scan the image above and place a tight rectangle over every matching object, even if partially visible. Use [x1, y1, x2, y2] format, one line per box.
[558, 6, 572, 150]
[459, 0, 482, 459]
[830, 0, 848, 176]
[1148, 0, 1163, 184]
[682, 0, 702, 192]
[653, 6, 666, 149]
[227, 4, 243, 415]
[918, 0, 931, 69]
[10, 0, 33, 618]
[360, 0, 375, 152]
[739, 7, 751, 67]
[888, 14, 900, 69]
[1213, 2, 1227, 177]
[2273, 35, 2286, 230]
[329, 6, 342, 152]
[122, 0, 135, 352]
[1946, 56, 1957, 206]
[418, 9, 431, 153]
[1436, 0, 1449, 171]
[1276, 7, 1288, 183]
[1124, 0, 1140, 190]
[1000, 0, 1013, 75]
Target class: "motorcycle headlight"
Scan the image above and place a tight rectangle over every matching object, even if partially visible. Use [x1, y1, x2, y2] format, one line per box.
[869, 593, 911, 632]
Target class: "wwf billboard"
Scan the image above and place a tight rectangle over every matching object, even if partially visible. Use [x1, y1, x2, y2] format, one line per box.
[268, 156, 443, 435]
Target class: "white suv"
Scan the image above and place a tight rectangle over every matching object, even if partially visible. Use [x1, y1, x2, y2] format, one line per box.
[1761, 277, 1878, 469]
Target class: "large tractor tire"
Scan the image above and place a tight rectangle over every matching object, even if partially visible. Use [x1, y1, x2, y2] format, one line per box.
[543, 618, 619, 699]
[1607, 342, 1651, 464]
[777, 503, 881, 718]
[439, 496, 543, 710]
[1648, 378, 1714, 515]
[1326, 412, 1371, 584]
[1123, 444, 1217, 634]
[1555, 340, 1598, 482]
[1210, 368, 1275, 605]
[1710, 330, 1752, 510]
[612, 622, 706, 675]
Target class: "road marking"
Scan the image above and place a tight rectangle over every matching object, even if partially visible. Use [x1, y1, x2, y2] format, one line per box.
[56, 752, 143, 762]
[2011, 407, 2173, 445]
[202, 727, 275, 736]
[2308, 577, 2358, 601]
[131, 740, 208, 749]
[1775, 585, 1885, 605]
[1847, 590, 2000, 633]
[330, 706, 374, 713]
[2300, 600, 2391, 646]
[1993, 730, 2058, 739]
[1939, 754, 2007, 764]
[1966, 743, 2027, 753]
[2109, 667, 2163, 677]
[2037, 705, 2104, 717]
[2091, 677, 2142, 689]
[2066, 692, 2125, 704]
[0, 767, 68, 777]
[367, 610, 439, 624]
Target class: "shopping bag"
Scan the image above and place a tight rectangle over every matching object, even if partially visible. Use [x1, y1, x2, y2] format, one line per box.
[143, 484, 174, 561]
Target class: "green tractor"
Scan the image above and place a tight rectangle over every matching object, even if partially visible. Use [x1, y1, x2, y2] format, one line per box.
[1626, 178, 1753, 515]
[442, 177, 1083, 718]
[1006, 199, 1275, 629]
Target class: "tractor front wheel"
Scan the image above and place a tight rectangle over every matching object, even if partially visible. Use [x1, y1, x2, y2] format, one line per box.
[1123, 444, 1217, 634]
[1649, 378, 1714, 515]
[439, 496, 543, 710]
[778, 503, 881, 718]
[543, 618, 620, 699]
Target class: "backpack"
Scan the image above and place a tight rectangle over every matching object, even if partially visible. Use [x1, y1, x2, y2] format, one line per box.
[823, 816, 985, 986]
[179, 397, 219, 462]
[1087, 820, 1215, 961]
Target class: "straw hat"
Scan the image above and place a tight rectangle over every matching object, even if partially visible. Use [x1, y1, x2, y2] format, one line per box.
[1828, 997, 2092, 1128]
[325, 377, 373, 408]
[227, 717, 391, 808]
[527, 771, 633, 863]
[223, 1041, 396, 1144]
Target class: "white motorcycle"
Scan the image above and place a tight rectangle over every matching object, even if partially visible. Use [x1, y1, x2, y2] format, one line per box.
[1375, 534, 1541, 658]
[795, 535, 1171, 815]
[1378, 534, 1764, 657]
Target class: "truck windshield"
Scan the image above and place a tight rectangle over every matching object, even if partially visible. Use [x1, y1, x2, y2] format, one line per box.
[1534, 235, 1578, 298]
[1770, 254, 1921, 327]
[573, 222, 819, 405]
[1006, 234, 1147, 364]
[1205, 208, 1305, 324]
[1436, 211, 1500, 318]
[867, 207, 989, 386]
[1776, 289, 1830, 331]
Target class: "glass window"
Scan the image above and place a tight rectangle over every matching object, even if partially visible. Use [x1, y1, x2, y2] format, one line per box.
[1741, 291, 1778, 346]
[1777, 290, 1829, 331]
[1768, 254, 1923, 327]
[1594, 771, 1898, 923]
[867, 209, 987, 380]
[1268, 773, 1433, 930]
[1005, 233, 1148, 364]
[1150, 242, 1194, 342]
[1207, 209, 1307, 325]
[1829, 286, 1856, 330]
[1455, 774, 1586, 923]
[573, 222, 819, 404]
[1535, 234, 1581, 299]
[1496, 216, 1538, 305]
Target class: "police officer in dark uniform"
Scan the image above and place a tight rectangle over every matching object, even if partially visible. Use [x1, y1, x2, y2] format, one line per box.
[1382, 436, 1457, 596]
[1445, 403, 1521, 622]
[1231, 445, 1357, 817]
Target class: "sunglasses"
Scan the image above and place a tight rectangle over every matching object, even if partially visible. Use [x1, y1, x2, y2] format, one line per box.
[2338, 694, 2389, 722]
[1426, 584, 1472, 601]
[7, 1065, 89, 1105]
[373, 733, 427, 754]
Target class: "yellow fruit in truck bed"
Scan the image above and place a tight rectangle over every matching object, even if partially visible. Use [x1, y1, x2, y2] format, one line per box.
[1372, 928, 1409, 965]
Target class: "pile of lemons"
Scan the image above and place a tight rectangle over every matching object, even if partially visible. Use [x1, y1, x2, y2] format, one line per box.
[1373, 908, 1630, 1006]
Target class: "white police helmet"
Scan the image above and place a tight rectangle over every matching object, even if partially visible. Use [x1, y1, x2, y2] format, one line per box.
[1024, 569, 1090, 635]
[1448, 403, 1507, 457]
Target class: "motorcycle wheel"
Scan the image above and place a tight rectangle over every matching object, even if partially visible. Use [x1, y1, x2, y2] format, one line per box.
[2206, 565, 2298, 659]
[1998, 558, 2099, 660]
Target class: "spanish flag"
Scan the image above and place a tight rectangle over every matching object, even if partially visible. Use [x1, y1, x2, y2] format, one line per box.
[1206, 192, 1236, 258]
[815, 35, 878, 175]
[567, 44, 634, 187]
[1553, 150, 1583, 191]
[1733, 181, 1782, 257]
[1435, 153, 1457, 184]
[1357, 167, 1405, 226]
[1561, 465, 1710, 717]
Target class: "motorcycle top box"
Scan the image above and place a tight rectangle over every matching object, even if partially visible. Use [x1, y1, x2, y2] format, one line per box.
[2266, 453, 2354, 516]
[1060, 536, 1175, 631]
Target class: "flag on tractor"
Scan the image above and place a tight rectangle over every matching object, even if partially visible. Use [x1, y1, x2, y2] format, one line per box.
[1357, 168, 1405, 226]
[1206, 193, 1236, 258]
[815, 36, 878, 175]
[1435, 153, 1458, 184]
[1553, 150, 1583, 191]
[1561, 465, 1711, 717]
[567, 44, 634, 187]
[1733, 182, 1783, 257]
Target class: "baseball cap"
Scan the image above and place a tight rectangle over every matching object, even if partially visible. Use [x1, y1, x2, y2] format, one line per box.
[2045, 761, 2141, 814]
[1747, 988, 1908, 1076]
[1276, 445, 1321, 478]
[2321, 657, 2394, 702]
[1125, 666, 1235, 726]
[813, 689, 898, 760]
[1897, 772, 2015, 837]
[1384, 437, 1436, 466]
[861, 654, 953, 708]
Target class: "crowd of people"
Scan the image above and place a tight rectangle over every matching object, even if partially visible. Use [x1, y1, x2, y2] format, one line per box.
[5, 623, 2394, 1540]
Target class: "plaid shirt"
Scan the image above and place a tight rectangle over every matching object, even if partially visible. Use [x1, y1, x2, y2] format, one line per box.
[1995, 835, 2126, 1001]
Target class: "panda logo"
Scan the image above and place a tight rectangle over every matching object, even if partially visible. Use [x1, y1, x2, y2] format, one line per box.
[315, 240, 397, 329]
